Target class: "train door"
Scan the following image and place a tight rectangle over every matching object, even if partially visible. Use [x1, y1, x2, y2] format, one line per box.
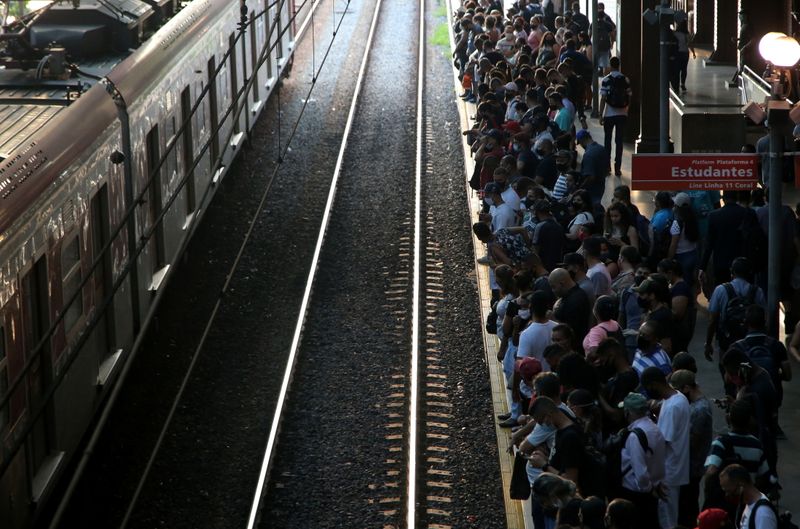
[180, 86, 196, 218]
[21, 256, 54, 499]
[145, 125, 166, 283]
[90, 184, 116, 369]
[207, 57, 220, 171]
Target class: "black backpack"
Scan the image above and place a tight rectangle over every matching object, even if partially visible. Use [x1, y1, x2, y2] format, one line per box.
[720, 283, 757, 348]
[598, 322, 625, 345]
[605, 74, 630, 108]
[597, 427, 651, 498]
[746, 499, 800, 529]
[732, 335, 779, 383]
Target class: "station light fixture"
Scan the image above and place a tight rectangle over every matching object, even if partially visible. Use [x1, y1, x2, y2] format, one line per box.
[759, 32, 800, 68]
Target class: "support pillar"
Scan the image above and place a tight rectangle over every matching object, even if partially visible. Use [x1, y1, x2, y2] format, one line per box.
[693, 0, 714, 45]
[636, 0, 660, 153]
[708, 0, 738, 64]
[618, 0, 642, 142]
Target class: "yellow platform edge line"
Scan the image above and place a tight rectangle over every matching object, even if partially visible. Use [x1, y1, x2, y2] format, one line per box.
[441, 2, 529, 528]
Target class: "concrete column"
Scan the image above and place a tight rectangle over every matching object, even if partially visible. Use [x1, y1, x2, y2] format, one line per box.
[693, 0, 714, 46]
[617, 0, 642, 142]
[636, 0, 660, 153]
[709, 0, 738, 64]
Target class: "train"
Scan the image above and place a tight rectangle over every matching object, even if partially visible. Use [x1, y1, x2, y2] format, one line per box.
[0, 0, 305, 526]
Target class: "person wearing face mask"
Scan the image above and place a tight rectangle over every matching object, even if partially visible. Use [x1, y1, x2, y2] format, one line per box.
[720, 349, 779, 481]
[669, 369, 713, 528]
[632, 320, 672, 380]
[492, 165, 521, 211]
[562, 252, 594, 305]
[498, 25, 517, 60]
[551, 149, 573, 200]
[640, 366, 691, 529]
[516, 290, 558, 369]
[576, 129, 610, 206]
[482, 181, 517, 233]
[635, 275, 674, 356]
[595, 338, 639, 433]
[718, 465, 777, 529]
[703, 399, 770, 517]
[530, 200, 565, 271]
[614, 392, 666, 529]
[531, 472, 581, 526]
[618, 265, 649, 360]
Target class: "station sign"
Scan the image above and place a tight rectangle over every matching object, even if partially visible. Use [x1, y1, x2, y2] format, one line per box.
[631, 154, 759, 191]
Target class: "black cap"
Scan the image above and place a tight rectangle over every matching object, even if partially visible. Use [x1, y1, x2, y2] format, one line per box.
[483, 182, 502, 195]
[560, 252, 585, 268]
[533, 199, 552, 213]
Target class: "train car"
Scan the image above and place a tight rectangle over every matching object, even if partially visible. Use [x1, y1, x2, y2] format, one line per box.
[0, 1, 302, 526]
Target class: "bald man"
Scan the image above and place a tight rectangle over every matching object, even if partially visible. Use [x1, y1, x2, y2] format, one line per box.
[549, 268, 591, 352]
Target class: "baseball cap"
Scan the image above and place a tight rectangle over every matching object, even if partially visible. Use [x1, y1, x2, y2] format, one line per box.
[695, 508, 729, 529]
[674, 192, 691, 207]
[576, 129, 591, 142]
[504, 81, 519, 92]
[555, 149, 572, 159]
[618, 392, 648, 411]
[633, 277, 659, 294]
[483, 182, 502, 196]
[503, 120, 522, 134]
[518, 357, 543, 381]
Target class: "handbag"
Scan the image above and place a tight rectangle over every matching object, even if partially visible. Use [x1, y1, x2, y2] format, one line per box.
[509, 452, 531, 500]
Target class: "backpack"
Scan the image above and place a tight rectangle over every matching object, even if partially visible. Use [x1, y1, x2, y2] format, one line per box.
[605, 74, 630, 108]
[739, 209, 768, 274]
[747, 499, 800, 529]
[720, 283, 757, 347]
[599, 322, 625, 345]
[600, 427, 652, 497]
[732, 335, 779, 382]
[647, 213, 673, 267]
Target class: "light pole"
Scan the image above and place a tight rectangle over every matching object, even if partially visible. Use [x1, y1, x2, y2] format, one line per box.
[644, 1, 674, 153]
[591, 0, 599, 118]
[758, 33, 800, 337]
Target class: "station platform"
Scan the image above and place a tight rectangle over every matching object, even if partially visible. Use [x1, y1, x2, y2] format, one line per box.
[446, 15, 800, 528]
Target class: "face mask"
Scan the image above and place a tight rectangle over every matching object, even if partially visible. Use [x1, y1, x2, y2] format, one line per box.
[512, 143, 521, 153]
[484, 197, 493, 207]
[518, 309, 531, 319]
[637, 336, 651, 352]
[634, 274, 647, 286]
[556, 162, 569, 171]
[534, 148, 545, 157]
[637, 296, 650, 310]
[567, 269, 576, 280]
[551, 498, 564, 510]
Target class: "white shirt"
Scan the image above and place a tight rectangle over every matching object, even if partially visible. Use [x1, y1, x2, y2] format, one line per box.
[621, 416, 666, 493]
[658, 391, 691, 487]
[516, 320, 558, 370]
[739, 495, 778, 529]
[600, 71, 630, 118]
[669, 219, 698, 254]
[501, 186, 521, 211]
[587, 262, 613, 296]
[491, 202, 517, 232]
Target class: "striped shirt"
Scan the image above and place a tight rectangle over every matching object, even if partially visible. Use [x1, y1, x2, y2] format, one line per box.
[632, 345, 672, 379]
[704, 432, 770, 481]
[552, 173, 569, 199]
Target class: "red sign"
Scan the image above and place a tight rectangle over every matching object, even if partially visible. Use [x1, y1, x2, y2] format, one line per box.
[631, 154, 759, 191]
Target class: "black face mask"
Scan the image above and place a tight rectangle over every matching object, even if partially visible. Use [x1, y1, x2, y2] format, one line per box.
[637, 296, 650, 310]
[568, 269, 577, 280]
[637, 336, 652, 352]
[556, 162, 569, 171]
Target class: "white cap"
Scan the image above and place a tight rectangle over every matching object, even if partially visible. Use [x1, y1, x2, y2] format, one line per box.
[674, 192, 691, 207]
[504, 82, 518, 92]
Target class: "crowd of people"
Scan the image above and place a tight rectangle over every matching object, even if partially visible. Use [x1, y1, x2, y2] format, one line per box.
[452, 2, 800, 529]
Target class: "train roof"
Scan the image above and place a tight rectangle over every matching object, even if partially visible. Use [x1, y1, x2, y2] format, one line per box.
[0, 0, 233, 235]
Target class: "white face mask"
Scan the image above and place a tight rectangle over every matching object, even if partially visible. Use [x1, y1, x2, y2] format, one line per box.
[518, 309, 531, 319]
[484, 197, 493, 207]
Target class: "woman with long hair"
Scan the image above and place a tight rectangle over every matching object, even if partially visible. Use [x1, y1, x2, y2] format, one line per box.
[668, 193, 700, 288]
[604, 202, 639, 275]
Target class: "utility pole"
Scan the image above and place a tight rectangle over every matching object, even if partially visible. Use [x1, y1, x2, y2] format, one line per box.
[644, 1, 674, 153]
[591, 0, 599, 117]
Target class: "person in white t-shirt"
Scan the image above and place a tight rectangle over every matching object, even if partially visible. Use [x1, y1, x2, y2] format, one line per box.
[641, 366, 690, 529]
[719, 464, 777, 529]
[493, 166, 521, 212]
[517, 290, 558, 371]
[482, 181, 517, 233]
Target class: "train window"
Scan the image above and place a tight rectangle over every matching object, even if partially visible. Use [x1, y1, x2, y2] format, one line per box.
[249, 11, 259, 103]
[0, 327, 7, 432]
[165, 114, 178, 183]
[229, 33, 240, 134]
[207, 57, 220, 164]
[145, 125, 166, 271]
[91, 184, 116, 356]
[61, 235, 83, 332]
[181, 86, 196, 215]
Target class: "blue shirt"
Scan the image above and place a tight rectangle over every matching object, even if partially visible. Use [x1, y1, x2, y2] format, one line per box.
[651, 209, 672, 233]
[707, 277, 767, 322]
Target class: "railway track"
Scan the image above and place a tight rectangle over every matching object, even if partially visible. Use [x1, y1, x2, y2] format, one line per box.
[50, 0, 505, 526]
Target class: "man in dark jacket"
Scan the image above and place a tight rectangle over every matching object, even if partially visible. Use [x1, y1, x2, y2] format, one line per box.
[699, 191, 749, 289]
